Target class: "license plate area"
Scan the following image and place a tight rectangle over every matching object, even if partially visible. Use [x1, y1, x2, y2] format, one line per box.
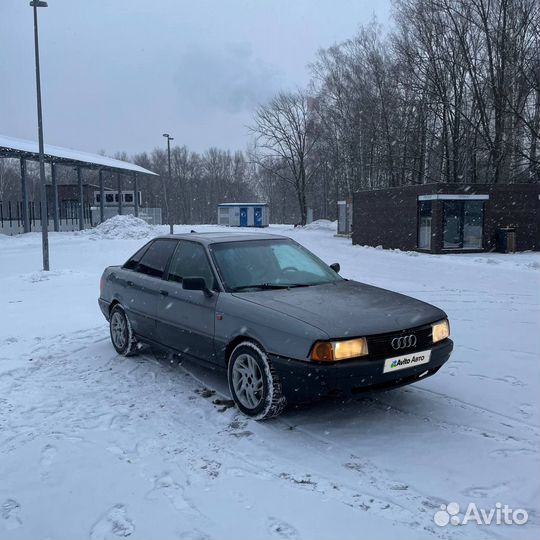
[383, 349, 431, 373]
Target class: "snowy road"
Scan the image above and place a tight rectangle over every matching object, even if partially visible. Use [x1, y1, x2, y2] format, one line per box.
[0, 220, 538, 539]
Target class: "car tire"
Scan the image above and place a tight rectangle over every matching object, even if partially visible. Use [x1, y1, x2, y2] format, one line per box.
[109, 305, 137, 357]
[228, 341, 287, 420]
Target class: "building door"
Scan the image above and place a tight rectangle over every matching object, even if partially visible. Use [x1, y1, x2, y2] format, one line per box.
[443, 200, 484, 249]
[417, 201, 432, 249]
[254, 207, 262, 227]
[239, 207, 248, 227]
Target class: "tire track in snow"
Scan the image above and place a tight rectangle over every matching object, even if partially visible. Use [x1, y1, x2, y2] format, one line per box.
[410, 386, 539, 432]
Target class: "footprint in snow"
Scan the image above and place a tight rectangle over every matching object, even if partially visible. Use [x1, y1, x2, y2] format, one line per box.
[1, 499, 22, 530]
[177, 528, 210, 539]
[146, 473, 192, 512]
[462, 483, 508, 498]
[90, 504, 134, 539]
[109, 414, 132, 431]
[267, 517, 299, 539]
[40, 444, 57, 469]
[519, 403, 533, 418]
[200, 458, 221, 479]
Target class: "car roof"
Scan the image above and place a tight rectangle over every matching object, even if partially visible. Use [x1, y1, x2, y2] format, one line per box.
[154, 231, 289, 245]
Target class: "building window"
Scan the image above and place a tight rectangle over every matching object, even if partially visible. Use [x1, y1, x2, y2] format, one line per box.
[443, 200, 484, 249]
[418, 201, 432, 249]
[124, 193, 134, 203]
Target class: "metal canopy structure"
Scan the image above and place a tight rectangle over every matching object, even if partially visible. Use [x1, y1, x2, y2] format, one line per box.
[0, 134, 158, 233]
[0, 134, 157, 175]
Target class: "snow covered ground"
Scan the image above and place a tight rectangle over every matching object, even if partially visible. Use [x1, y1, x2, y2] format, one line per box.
[0, 218, 538, 539]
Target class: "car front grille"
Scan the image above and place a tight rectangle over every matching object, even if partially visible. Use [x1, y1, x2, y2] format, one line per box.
[366, 324, 433, 359]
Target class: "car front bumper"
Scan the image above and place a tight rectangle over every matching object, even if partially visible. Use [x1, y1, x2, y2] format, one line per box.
[269, 338, 453, 403]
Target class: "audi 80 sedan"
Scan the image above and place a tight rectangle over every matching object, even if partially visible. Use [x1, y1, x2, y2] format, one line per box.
[99, 233, 453, 419]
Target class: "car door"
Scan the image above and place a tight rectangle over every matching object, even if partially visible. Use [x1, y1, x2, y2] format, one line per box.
[157, 240, 218, 362]
[120, 238, 178, 340]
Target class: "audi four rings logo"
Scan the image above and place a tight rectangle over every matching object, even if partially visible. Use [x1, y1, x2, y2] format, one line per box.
[391, 334, 417, 350]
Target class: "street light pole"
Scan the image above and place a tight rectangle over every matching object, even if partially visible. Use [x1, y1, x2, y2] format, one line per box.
[162, 133, 174, 234]
[30, 0, 49, 271]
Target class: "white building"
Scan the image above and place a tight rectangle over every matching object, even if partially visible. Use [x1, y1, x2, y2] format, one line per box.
[217, 203, 269, 228]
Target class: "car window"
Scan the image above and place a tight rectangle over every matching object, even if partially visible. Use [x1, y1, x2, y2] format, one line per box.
[136, 239, 178, 278]
[210, 239, 341, 290]
[271, 243, 329, 278]
[123, 243, 151, 270]
[167, 241, 215, 289]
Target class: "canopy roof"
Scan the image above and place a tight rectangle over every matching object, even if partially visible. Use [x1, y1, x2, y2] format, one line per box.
[0, 134, 157, 176]
[218, 202, 268, 207]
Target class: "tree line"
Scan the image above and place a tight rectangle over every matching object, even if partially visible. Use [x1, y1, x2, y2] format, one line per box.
[250, 0, 539, 224]
[1, 0, 538, 226]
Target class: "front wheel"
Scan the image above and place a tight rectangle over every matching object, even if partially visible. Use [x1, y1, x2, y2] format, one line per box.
[228, 341, 286, 420]
[109, 305, 137, 356]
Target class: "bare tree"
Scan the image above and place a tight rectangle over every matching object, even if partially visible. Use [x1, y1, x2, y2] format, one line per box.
[250, 90, 321, 225]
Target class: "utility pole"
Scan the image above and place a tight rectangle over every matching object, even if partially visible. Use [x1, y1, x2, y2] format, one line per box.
[30, 0, 49, 270]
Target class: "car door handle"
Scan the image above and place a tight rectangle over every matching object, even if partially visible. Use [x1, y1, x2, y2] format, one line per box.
[160, 290, 169, 296]
[127, 280, 134, 287]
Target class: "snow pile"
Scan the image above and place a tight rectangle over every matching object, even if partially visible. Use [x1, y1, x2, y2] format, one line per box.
[86, 214, 156, 240]
[303, 219, 337, 231]
[22, 269, 76, 283]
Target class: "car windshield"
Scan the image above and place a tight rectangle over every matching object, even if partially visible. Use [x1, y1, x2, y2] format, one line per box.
[210, 239, 342, 291]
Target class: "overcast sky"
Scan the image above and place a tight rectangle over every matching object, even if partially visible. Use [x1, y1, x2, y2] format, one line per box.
[0, 0, 390, 157]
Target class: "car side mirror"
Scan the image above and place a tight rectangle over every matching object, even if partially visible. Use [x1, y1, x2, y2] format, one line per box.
[182, 276, 213, 296]
[330, 262, 340, 273]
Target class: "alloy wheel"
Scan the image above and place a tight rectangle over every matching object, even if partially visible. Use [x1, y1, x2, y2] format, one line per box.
[111, 311, 127, 350]
[231, 353, 264, 409]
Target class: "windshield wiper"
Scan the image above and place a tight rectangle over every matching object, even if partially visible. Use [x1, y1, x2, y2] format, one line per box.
[232, 284, 289, 291]
[231, 283, 310, 292]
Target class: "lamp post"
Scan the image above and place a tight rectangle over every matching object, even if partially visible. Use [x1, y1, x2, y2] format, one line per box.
[30, 0, 49, 271]
[162, 133, 174, 234]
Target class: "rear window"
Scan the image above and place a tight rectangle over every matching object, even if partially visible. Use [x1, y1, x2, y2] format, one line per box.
[133, 239, 177, 278]
[123, 243, 150, 270]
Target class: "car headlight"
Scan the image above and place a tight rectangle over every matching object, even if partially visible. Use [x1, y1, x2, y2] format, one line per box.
[432, 319, 450, 343]
[310, 338, 369, 362]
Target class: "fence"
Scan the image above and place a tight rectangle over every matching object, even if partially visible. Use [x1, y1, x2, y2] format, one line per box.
[0, 200, 92, 235]
[0, 200, 162, 235]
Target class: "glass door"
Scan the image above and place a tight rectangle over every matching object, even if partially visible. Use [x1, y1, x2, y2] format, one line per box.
[443, 200, 484, 249]
[418, 201, 432, 249]
[463, 201, 484, 248]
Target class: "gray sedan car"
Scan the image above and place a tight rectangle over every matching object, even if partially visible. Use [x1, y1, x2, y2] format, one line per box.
[99, 233, 453, 419]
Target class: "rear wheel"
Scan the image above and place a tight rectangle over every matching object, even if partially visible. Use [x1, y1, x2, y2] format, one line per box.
[228, 341, 286, 420]
[109, 305, 137, 356]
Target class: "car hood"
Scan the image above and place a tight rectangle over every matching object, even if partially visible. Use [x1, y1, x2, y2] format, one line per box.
[233, 280, 446, 338]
